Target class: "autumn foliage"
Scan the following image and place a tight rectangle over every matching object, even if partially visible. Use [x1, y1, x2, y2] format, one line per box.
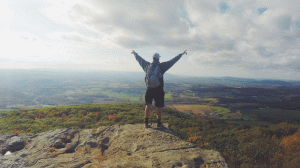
[58, 113, 67, 119]
[108, 114, 115, 122]
[11, 129, 21, 134]
[187, 136, 202, 143]
[278, 127, 300, 167]
[280, 127, 300, 152]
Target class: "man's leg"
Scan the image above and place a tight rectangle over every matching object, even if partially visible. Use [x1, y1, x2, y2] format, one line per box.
[145, 104, 151, 118]
[145, 104, 151, 126]
[156, 107, 162, 119]
[154, 88, 164, 127]
[145, 88, 153, 127]
[157, 107, 163, 127]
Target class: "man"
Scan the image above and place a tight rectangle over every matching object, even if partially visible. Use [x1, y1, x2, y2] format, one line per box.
[132, 50, 187, 128]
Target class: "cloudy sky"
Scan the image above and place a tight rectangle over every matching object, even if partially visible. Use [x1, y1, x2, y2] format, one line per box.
[1, 0, 300, 80]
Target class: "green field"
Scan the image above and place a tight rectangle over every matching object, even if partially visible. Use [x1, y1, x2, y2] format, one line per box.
[0, 109, 11, 112]
[101, 91, 142, 102]
[165, 93, 172, 100]
[241, 108, 300, 123]
[202, 98, 219, 104]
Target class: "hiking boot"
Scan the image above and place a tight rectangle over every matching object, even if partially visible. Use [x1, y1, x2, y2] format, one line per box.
[145, 123, 152, 128]
[157, 124, 165, 129]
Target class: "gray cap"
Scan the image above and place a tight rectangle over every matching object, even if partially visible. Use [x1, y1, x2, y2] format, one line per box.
[153, 53, 161, 59]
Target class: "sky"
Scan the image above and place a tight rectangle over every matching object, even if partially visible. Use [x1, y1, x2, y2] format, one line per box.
[1, 0, 300, 80]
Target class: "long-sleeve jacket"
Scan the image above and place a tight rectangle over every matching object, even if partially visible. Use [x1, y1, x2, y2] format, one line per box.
[134, 53, 183, 88]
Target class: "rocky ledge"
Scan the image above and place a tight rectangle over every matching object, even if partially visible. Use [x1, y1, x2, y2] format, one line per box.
[0, 124, 227, 168]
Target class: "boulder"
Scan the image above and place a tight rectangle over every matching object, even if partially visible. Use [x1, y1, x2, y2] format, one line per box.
[0, 124, 227, 168]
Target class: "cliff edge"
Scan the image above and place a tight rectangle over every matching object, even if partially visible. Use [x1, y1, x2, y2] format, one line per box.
[0, 124, 227, 168]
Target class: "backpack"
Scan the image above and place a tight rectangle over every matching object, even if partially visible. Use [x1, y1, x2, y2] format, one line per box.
[145, 63, 162, 88]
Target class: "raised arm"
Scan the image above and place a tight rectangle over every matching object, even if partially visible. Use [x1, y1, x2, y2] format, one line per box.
[160, 50, 187, 74]
[132, 50, 150, 73]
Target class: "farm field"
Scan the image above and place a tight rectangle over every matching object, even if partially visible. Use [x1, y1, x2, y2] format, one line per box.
[202, 98, 219, 104]
[169, 104, 300, 123]
[168, 104, 238, 119]
[241, 108, 300, 123]
[164, 93, 172, 100]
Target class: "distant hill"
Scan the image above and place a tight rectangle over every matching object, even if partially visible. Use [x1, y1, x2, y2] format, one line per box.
[1, 69, 298, 86]
[1, 69, 300, 110]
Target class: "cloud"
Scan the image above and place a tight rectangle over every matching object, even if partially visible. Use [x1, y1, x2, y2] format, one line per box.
[5, 0, 300, 77]
[184, 0, 300, 72]
[47, 31, 90, 42]
[0, 0, 14, 40]
[0, 32, 60, 64]
[65, 0, 190, 49]
[41, 0, 82, 26]
[64, 0, 300, 50]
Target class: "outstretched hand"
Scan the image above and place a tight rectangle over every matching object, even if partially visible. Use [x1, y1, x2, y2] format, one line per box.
[182, 50, 187, 55]
[131, 50, 137, 54]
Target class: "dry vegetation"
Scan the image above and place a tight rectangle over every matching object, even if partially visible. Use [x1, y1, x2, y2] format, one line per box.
[167, 104, 233, 119]
[168, 104, 212, 115]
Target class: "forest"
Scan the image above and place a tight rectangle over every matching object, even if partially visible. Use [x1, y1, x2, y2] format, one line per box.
[1, 103, 300, 167]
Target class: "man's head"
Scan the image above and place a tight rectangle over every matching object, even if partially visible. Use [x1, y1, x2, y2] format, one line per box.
[153, 53, 160, 61]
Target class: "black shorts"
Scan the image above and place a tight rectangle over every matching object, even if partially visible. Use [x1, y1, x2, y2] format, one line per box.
[145, 87, 165, 108]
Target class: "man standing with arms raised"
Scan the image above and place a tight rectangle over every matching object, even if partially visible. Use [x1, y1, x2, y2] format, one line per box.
[132, 50, 187, 128]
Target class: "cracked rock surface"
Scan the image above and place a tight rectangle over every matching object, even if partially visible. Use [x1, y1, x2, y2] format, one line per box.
[0, 124, 227, 168]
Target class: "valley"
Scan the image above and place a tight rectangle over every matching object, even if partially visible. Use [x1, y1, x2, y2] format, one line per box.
[1, 70, 300, 167]
[1, 69, 300, 124]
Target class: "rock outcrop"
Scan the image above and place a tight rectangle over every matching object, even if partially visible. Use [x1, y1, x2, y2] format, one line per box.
[0, 124, 227, 168]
